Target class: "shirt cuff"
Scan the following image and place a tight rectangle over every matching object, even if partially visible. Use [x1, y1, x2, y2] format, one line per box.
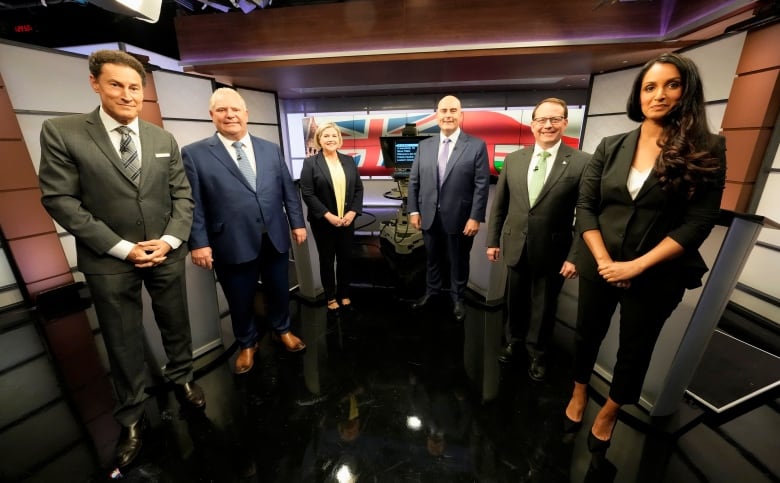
[161, 235, 183, 250]
[107, 240, 135, 260]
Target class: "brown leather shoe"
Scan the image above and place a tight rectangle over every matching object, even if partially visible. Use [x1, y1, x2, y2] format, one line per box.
[275, 331, 306, 352]
[234, 343, 258, 374]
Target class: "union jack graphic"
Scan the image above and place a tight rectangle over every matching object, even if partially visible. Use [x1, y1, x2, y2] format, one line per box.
[304, 110, 582, 176]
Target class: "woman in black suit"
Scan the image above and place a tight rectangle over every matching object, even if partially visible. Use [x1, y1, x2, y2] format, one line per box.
[300, 122, 364, 317]
[564, 53, 726, 454]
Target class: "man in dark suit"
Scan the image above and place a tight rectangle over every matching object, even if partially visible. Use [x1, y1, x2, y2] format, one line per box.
[182, 88, 307, 376]
[408, 95, 491, 322]
[38, 50, 205, 468]
[486, 98, 590, 381]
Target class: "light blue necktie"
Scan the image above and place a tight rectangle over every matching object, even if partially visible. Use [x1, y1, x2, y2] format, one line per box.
[438, 138, 451, 187]
[232, 141, 256, 191]
[116, 126, 140, 185]
[529, 151, 550, 205]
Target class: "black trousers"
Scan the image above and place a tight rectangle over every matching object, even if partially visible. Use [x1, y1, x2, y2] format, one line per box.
[506, 248, 565, 358]
[86, 259, 193, 426]
[310, 221, 355, 302]
[422, 211, 474, 302]
[573, 274, 685, 404]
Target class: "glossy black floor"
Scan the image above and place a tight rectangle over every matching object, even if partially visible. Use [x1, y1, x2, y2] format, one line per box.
[65, 238, 776, 483]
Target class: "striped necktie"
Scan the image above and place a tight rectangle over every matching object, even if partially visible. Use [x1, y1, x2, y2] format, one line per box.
[116, 126, 140, 184]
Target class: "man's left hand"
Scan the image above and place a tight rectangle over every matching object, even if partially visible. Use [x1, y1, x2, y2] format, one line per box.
[292, 228, 307, 245]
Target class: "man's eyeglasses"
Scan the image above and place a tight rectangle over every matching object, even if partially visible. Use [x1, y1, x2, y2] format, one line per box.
[532, 116, 566, 125]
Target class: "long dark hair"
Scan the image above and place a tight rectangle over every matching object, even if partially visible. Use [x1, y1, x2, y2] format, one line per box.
[626, 53, 721, 196]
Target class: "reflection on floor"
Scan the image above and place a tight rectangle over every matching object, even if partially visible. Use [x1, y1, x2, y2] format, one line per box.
[17, 283, 757, 482]
[6, 234, 779, 483]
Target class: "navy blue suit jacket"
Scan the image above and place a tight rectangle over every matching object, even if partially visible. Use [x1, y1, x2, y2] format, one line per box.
[407, 131, 490, 234]
[182, 133, 305, 265]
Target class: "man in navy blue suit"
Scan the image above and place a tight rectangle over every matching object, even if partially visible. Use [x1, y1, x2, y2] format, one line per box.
[182, 88, 307, 374]
[407, 95, 491, 322]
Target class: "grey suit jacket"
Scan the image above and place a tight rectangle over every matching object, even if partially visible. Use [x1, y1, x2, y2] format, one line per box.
[487, 143, 590, 270]
[39, 107, 194, 275]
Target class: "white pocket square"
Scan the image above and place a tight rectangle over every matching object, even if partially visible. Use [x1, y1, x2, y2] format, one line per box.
[155, 153, 170, 158]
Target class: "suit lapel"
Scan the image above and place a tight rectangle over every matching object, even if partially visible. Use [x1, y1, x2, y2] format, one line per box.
[84, 109, 139, 187]
[137, 121, 156, 189]
[510, 148, 533, 208]
[534, 145, 572, 204]
[442, 132, 467, 184]
[613, 129, 654, 201]
[316, 152, 334, 189]
[209, 134, 255, 191]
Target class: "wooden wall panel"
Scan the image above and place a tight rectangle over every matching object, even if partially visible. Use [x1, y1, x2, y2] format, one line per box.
[721, 70, 780, 129]
[0, 83, 22, 139]
[735, 22, 780, 74]
[8, 234, 71, 287]
[0, 141, 38, 190]
[0, 189, 54, 240]
[722, 129, 773, 183]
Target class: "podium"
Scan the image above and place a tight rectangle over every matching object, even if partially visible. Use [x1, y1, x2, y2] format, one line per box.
[590, 211, 779, 417]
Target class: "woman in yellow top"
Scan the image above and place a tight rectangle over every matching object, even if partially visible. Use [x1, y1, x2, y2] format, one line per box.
[300, 122, 364, 317]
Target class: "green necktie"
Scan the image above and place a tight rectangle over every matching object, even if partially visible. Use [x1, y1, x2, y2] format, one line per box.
[529, 151, 550, 205]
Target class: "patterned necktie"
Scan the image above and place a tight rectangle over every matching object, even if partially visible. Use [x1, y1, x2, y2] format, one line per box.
[116, 126, 140, 184]
[232, 141, 256, 191]
[529, 151, 551, 205]
[438, 138, 451, 187]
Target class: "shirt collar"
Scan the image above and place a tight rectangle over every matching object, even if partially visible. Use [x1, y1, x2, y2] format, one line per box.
[99, 106, 140, 135]
[440, 128, 461, 145]
[217, 132, 252, 151]
[533, 140, 562, 160]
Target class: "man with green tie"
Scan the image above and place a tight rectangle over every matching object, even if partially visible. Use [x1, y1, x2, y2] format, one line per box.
[486, 98, 590, 381]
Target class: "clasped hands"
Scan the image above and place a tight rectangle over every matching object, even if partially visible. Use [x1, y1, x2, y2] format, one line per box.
[597, 259, 644, 289]
[327, 211, 356, 228]
[127, 239, 171, 268]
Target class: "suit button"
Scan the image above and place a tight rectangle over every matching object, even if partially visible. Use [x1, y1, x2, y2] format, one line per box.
[136, 220, 142, 225]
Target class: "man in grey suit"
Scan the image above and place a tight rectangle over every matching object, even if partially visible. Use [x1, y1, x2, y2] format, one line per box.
[38, 50, 205, 468]
[486, 98, 589, 381]
[408, 95, 491, 323]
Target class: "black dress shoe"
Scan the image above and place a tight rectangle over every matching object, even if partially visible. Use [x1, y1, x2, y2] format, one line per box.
[527, 356, 547, 382]
[497, 342, 519, 364]
[116, 417, 146, 467]
[587, 430, 612, 454]
[175, 381, 206, 409]
[453, 301, 466, 322]
[411, 294, 434, 309]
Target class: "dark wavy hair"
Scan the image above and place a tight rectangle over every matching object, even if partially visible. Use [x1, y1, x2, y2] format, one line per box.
[626, 53, 720, 196]
[88, 50, 146, 87]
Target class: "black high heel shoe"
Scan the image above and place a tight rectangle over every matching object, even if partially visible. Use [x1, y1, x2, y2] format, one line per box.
[327, 300, 340, 319]
[563, 415, 583, 434]
[587, 430, 611, 454]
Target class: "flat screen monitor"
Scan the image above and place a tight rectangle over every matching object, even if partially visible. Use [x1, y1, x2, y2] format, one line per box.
[380, 136, 430, 170]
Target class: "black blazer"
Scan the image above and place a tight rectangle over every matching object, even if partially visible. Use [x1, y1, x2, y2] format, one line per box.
[576, 128, 726, 288]
[299, 151, 364, 224]
[487, 143, 590, 271]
